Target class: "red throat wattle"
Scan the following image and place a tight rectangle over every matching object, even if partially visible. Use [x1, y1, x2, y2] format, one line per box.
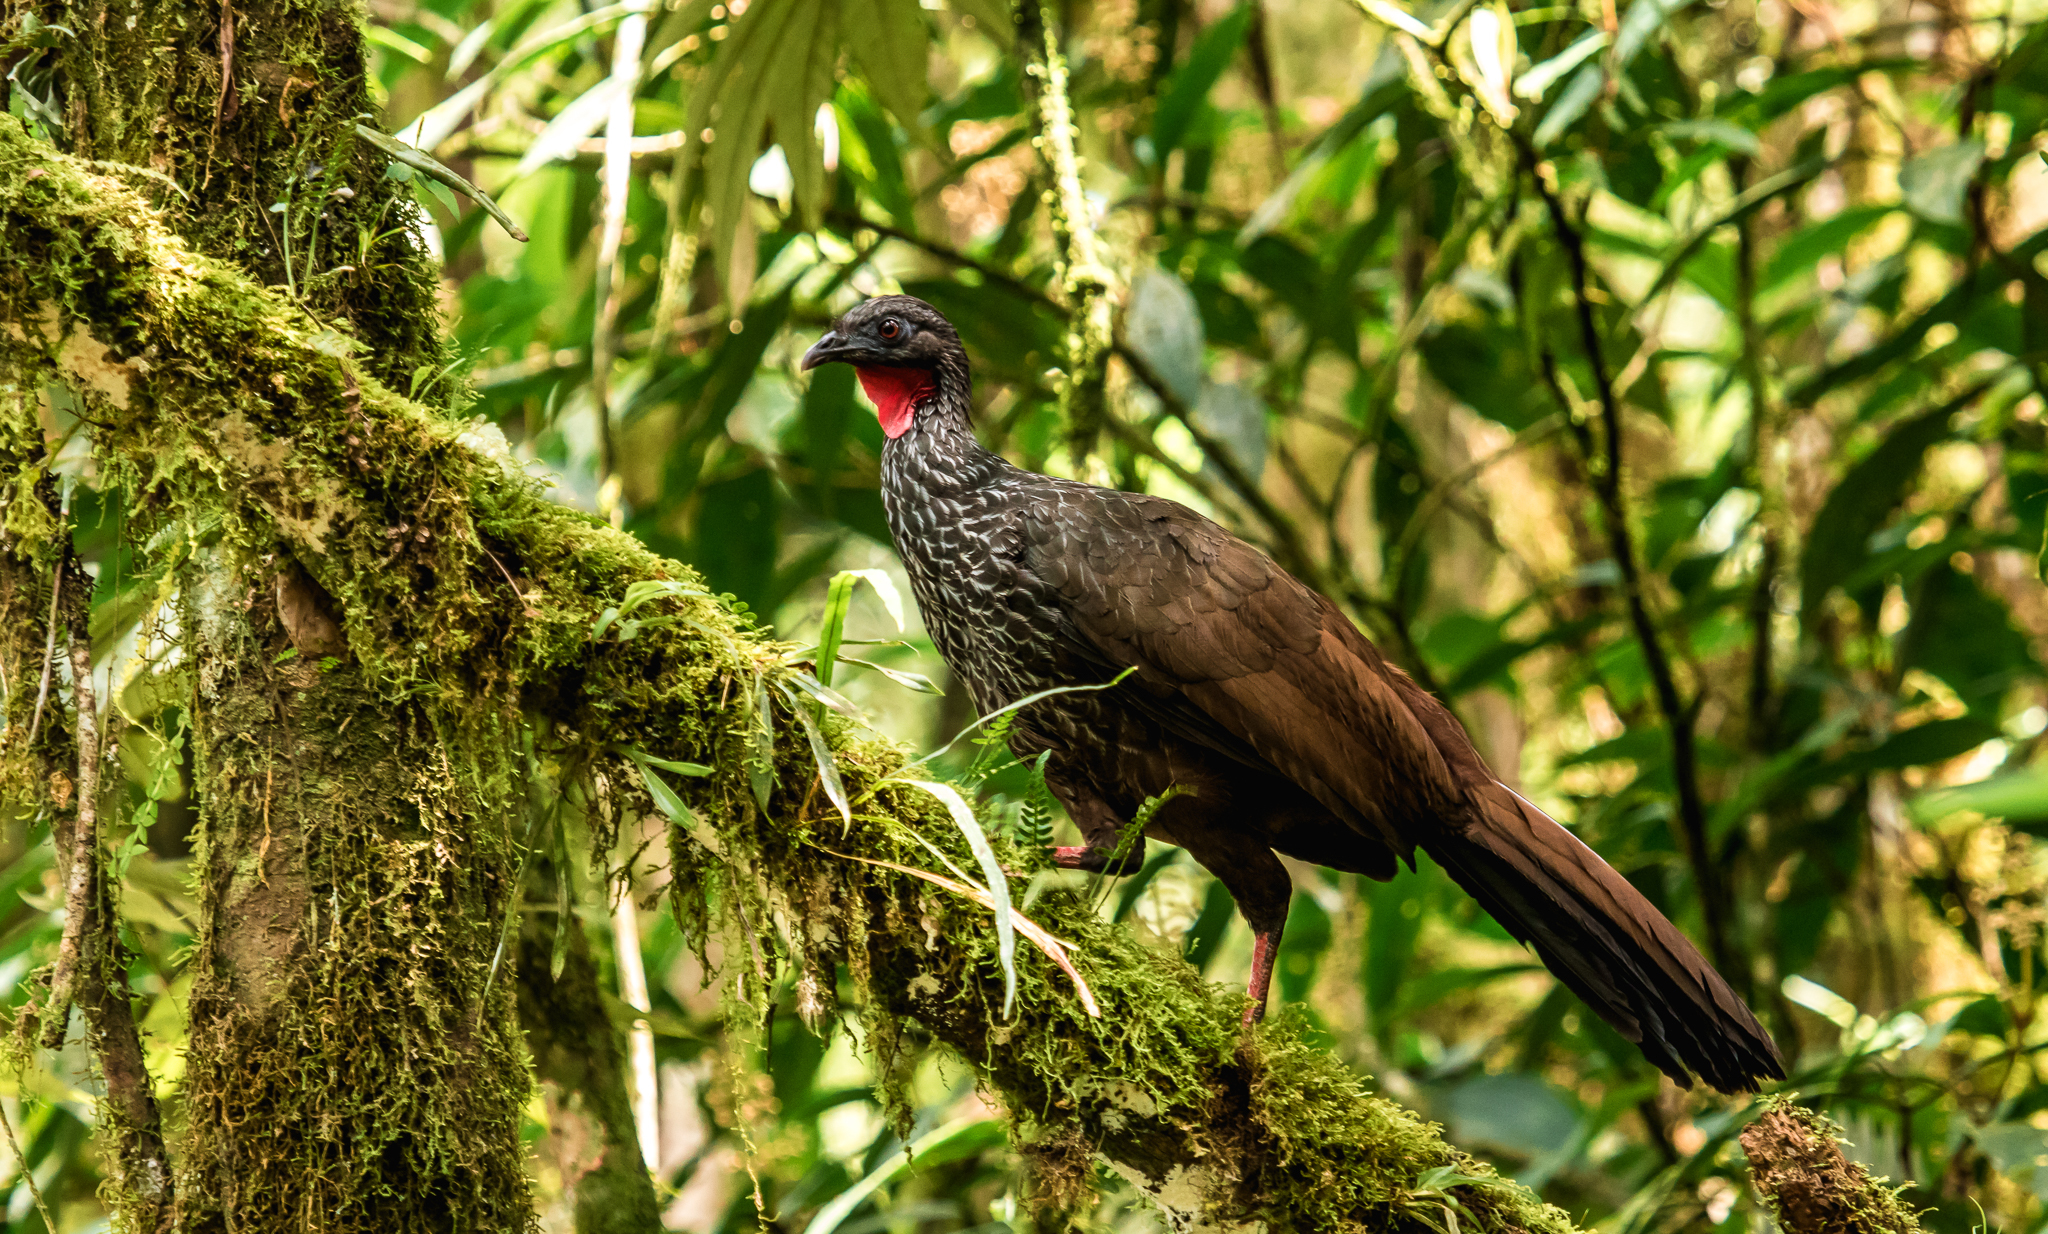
[855, 366, 935, 438]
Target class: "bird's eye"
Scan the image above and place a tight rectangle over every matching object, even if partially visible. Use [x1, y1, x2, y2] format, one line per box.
[878, 318, 901, 340]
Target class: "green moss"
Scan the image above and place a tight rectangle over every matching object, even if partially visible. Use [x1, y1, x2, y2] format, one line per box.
[0, 121, 1588, 1233]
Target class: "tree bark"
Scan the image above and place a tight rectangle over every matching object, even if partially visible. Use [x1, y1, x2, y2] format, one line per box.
[1742, 1102, 1924, 1234]
[176, 557, 533, 1230]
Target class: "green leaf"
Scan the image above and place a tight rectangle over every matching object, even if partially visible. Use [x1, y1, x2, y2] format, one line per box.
[1152, 4, 1254, 157]
[801, 361, 856, 512]
[1613, 0, 1692, 68]
[897, 778, 1016, 1017]
[781, 683, 851, 830]
[1515, 29, 1606, 102]
[814, 571, 857, 688]
[767, 0, 839, 229]
[1364, 873, 1423, 1026]
[803, 1118, 1008, 1234]
[417, 175, 462, 218]
[1126, 266, 1206, 405]
[1761, 205, 1893, 294]
[1533, 62, 1601, 148]
[692, 467, 780, 615]
[1798, 391, 1967, 624]
[785, 672, 861, 717]
[1899, 138, 1985, 225]
[1911, 764, 2048, 827]
[683, 0, 841, 282]
[836, 656, 943, 694]
[629, 756, 695, 821]
[749, 673, 774, 812]
[1898, 566, 2037, 714]
[844, 0, 929, 130]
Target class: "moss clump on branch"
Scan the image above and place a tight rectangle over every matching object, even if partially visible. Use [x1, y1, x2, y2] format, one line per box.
[0, 119, 1584, 1233]
[1742, 1099, 1925, 1234]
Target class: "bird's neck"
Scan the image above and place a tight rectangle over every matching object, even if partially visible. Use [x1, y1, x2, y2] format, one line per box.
[879, 383, 1009, 500]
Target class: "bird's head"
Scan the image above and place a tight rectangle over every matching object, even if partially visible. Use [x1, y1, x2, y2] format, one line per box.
[801, 296, 966, 439]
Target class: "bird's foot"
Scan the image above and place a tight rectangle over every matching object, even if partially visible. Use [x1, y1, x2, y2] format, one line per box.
[1051, 845, 1102, 871]
[1051, 841, 1146, 875]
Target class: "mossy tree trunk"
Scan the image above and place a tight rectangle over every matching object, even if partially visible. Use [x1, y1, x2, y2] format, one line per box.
[3, 8, 1603, 1230]
[3, 0, 610, 1226]
[178, 558, 536, 1230]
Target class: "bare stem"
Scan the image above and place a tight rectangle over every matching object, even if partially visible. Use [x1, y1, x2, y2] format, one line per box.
[1027, 0, 1117, 469]
[1522, 148, 1742, 989]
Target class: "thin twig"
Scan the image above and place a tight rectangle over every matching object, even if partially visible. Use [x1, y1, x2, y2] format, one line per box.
[32, 550, 174, 1222]
[0, 1098, 55, 1232]
[40, 564, 98, 1049]
[24, 557, 59, 748]
[1520, 144, 1740, 985]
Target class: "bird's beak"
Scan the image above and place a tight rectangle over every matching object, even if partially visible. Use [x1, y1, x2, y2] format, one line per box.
[802, 330, 865, 371]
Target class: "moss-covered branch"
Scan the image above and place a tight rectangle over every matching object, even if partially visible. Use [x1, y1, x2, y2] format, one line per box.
[0, 120, 1586, 1233]
[1741, 1100, 1924, 1234]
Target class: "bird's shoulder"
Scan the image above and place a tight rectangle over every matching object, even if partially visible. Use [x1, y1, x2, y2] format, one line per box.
[1008, 480, 1324, 681]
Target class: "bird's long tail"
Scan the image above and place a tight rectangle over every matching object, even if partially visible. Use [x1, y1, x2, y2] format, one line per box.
[1421, 779, 1784, 1093]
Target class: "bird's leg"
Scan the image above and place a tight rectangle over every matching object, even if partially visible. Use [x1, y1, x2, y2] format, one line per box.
[1245, 929, 1279, 1024]
[1176, 836, 1293, 1027]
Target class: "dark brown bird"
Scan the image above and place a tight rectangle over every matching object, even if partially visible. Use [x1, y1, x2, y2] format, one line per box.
[803, 295, 1784, 1093]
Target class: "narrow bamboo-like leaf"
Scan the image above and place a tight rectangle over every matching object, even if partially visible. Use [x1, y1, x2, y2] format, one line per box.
[837, 656, 942, 694]
[804, 1118, 1010, 1234]
[551, 808, 574, 980]
[446, 18, 494, 78]
[514, 76, 628, 178]
[765, 0, 838, 228]
[353, 124, 529, 241]
[824, 847, 1099, 1016]
[814, 571, 857, 687]
[896, 779, 1016, 1017]
[749, 673, 774, 812]
[687, 0, 803, 288]
[780, 682, 851, 831]
[1152, 3, 1254, 156]
[843, 569, 906, 631]
[628, 756, 691, 820]
[785, 671, 861, 718]
[366, 24, 432, 62]
[1533, 62, 1601, 148]
[910, 669, 1136, 767]
[1910, 764, 2048, 826]
[1515, 28, 1604, 100]
[615, 746, 712, 777]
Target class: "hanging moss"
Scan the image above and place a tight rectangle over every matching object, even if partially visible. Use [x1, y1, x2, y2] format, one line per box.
[0, 124, 1588, 1233]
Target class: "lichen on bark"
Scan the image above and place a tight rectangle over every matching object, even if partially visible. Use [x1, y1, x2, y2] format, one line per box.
[0, 119, 1597, 1232]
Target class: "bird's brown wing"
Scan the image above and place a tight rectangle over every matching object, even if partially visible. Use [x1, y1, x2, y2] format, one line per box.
[1024, 488, 1783, 1092]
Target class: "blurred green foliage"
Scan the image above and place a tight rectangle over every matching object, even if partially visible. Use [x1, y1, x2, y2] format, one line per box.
[7, 0, 2048, 1229]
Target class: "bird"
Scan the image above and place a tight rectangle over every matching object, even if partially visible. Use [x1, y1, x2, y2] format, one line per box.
[802, 295, 1784, 1094]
